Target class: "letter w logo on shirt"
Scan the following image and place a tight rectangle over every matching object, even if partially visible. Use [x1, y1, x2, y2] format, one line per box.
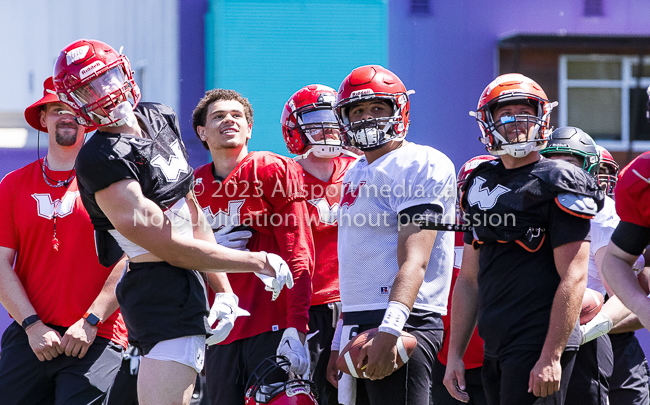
[341, 182, 365, 208]
[151, 140, 190, 182]
[202, 199, 245, 231]
[32, 191, 80, 219]
[308, 198, 339, 225]
[467, 176, 510, 210]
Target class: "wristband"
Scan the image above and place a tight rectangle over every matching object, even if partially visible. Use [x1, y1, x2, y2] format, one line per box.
[83, 312, 101, 327]
[378, 301, 410, 337]
[21, 314, 41, 331]
[331, 318, 343, 351]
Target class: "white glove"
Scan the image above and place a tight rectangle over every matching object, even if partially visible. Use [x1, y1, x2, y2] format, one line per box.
[214, 229, 253, 251]
[277, 327, 310, 377]
[579, 312, 613, 345]
[255, 252, 294, 301]
[206, 293, 250, 345]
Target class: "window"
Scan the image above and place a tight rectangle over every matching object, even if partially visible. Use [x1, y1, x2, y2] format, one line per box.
[559, 55, 650, 151]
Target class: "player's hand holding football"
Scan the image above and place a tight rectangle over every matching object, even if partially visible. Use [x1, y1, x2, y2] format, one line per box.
[277, 327, 310, 376]
[256, 252, 294, 301]
[206, 292, 250, 345]
[528, 354, 562, 397]
[358, 331, 399, 380]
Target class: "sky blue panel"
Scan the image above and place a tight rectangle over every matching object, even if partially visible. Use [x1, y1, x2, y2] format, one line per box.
[206, 0, 388, 155]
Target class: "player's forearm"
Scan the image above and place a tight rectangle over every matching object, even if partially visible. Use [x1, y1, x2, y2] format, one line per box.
[447, 277, 479, 360]
[602, 251, 649, 316]
[540, 276, 585, 361]
[610, 312, 644, 333]
[85, 256, 127, 322]
[0, 251, 38, 323]
[388, 260, 427, 310]
[600, 295, 633, 327]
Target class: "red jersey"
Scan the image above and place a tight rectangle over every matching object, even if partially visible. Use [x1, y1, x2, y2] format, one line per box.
[0, 160, 128, 348]
[302, 156, 356, 306]
[437, 232, 484, 369]
[194, 151, 314, 344]
[615, 152, 650, 227]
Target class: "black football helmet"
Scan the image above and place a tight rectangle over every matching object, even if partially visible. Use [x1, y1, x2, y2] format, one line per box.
[244, 356, 318, 405]
[540, 126, 600, 177]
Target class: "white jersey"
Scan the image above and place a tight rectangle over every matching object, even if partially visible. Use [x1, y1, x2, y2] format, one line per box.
[337, 142, 456, 314]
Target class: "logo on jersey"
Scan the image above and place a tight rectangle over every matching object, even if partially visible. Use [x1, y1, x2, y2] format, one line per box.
[341, 182, 365, 208]
[32, 191, 80, 219]
[202, 199, 245, 231]
[467, 176, 510, 210]
[308, 198, 339, 225]
[150, 140, 190, 182]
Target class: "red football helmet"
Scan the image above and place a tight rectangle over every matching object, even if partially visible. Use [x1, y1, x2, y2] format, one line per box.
[281, 84, 348, 159]
[335, 65, 410, 150]
[53, 39, 141, 127]
[596, 145, 619, 197]
[457, 155, 498, 192]
[472, 73, 556, 158]
[245, 357, 318, 405]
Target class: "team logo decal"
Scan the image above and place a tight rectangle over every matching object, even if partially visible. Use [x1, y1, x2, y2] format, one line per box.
[308, 198, 339, 225]
[202, 199, 245, 231]
[32, 191, 80, 219]
[341, 182, 365, 208]
[467, 176, 510, 210]
[66, 46, 89, 65]
[150, 140, 190, 182]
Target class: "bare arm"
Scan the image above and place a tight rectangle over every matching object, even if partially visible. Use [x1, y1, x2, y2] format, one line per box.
[602, 241, 650, 329]
[593, 247, 637, 331]
[95, 179, 274, 276]
[443, 243, 480, 403]
[362, 223, 437, 380]
[529, 240, 589, 397]
[0, 246, 62, 361]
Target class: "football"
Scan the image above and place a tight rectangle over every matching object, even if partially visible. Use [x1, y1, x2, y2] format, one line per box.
[580, 288, 604, 325]
[336, 328, 418, 379]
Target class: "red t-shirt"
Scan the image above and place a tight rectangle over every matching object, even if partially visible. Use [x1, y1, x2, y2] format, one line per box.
[194, 151, 314, 344]
[302, 156, 356, 306]
[0, 160, 128, 348]
[615, 152, 650, 227]
[437, 232, 484, 369]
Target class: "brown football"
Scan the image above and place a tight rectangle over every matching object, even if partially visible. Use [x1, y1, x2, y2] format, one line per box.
[336, 328, 418, 379]
[580, 288, 604, 325]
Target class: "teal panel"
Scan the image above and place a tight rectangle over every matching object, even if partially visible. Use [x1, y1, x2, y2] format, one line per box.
[205, 0, 388, 155]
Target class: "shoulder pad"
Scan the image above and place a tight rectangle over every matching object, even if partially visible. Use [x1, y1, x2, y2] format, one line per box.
[534, 158, 605, 211]
[556, 193, 599, 218]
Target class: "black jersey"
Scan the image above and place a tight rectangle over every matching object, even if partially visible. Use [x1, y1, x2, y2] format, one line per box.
[460, 157, 604, 357]
[75, 102, 194, 265]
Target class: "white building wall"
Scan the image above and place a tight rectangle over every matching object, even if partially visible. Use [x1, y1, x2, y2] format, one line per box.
[0, 0, 179, 117]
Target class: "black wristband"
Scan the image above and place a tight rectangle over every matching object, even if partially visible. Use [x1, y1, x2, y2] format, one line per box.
[21, 314, 41, 331]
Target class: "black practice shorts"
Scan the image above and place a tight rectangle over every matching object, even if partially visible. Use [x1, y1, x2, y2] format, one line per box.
[115, 261, 210, 354]
[0, 321, 123, 405]
[481, 348, 577, 405]
[308, 304, 339, 405]
[609, 332, 650, 405]
[204, 329, 286, 405]
[565, 334, 613, 405]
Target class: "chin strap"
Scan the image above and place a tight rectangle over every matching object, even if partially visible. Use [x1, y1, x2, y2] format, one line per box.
[294, 146, 360, 160]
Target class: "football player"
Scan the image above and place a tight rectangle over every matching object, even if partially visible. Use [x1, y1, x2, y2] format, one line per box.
[332, 65, 456, 405]
[0, 77, 128, 405]
[542, 128, 650, 405]
[52, 39, 292, 405]
[281, 84, 358, 405]
[430, 155, 494, 405]
[191, 89, 314, 404]
[444, 74, 604, 405]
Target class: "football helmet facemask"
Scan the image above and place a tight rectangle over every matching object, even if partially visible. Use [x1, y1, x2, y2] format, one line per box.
[540, 127, 600, 177]
[53, 39, 141, 127]
[244, 356, 318, 405]
[596, 145, 619, 197]
[336, 65, 411, 150]
[281, 84, 353, 159]
[472, 73, 556, 158]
